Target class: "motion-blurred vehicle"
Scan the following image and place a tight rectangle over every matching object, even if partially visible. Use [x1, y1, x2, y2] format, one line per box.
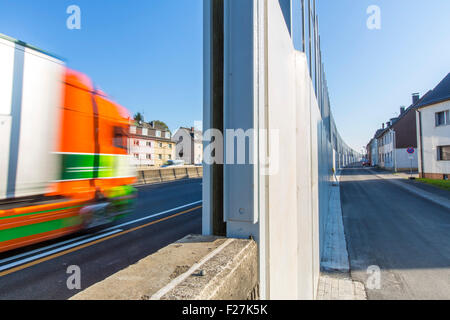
[362, 161, 371, 167]
[161, 160, 185, 168]
[0, 34, 137, 253]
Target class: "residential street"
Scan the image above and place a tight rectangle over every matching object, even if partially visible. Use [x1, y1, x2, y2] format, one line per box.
[340, 165, 450, 300]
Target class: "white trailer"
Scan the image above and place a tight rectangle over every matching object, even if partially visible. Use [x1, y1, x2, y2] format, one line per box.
[0, 34, 65, 200]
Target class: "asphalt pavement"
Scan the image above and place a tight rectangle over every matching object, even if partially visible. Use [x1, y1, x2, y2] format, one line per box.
[0, 179, 203, 300]
[340, 165, 450, 300]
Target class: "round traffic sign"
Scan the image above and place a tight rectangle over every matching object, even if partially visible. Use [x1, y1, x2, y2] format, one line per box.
[407, 147, 415, 154]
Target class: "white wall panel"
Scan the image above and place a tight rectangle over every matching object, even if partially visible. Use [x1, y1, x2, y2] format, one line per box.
[206, 0, 357, 300]
[266, 0, 298, 299]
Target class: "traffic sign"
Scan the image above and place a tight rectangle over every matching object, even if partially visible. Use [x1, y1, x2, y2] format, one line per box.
[407, 147, 415, 154]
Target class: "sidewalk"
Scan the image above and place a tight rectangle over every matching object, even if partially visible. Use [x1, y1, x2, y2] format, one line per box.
[317, 273, 367, 300]
[317, 171, 367, 300]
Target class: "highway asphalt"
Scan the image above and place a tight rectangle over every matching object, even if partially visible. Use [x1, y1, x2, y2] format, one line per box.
[340, 165, 450, 300]
[0, 179, 202, 300]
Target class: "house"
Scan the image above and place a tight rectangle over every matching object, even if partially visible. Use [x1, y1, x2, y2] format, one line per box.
[129, 121, 175, 168]
[376, 93, 423, 171]
[366, 134, 380, 167]
[148, 121, 176, 167]
[129, 122, 155, 168]
[172, 127, 203, 165]
[416, 73, 450, 180]
[377, 123, 396, 170]
[366, 140, 372, 165]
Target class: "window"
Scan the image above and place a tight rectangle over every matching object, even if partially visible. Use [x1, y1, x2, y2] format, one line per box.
[146, 154, 152, 160]
[437, 146, 450, 161]
[169, 144, 172, 149]
[156, 130, 162, 138]
[130, 126, 136, 134]
[134, 153, 139, 159]
[134, 140, 139, 146]
[435, 110, 449, 126]
[168, 155, 172, 160]
[158, 154, 162, 160]
[159, 143, 163, 148]
[146, 141, 152, 147]
[165, 132, 171, 139]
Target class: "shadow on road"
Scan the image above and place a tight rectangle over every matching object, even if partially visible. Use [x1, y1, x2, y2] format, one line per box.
[339, 166, 450, 273]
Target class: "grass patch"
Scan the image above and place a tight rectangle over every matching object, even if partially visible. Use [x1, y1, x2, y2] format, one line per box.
[417, 178, 450, 191]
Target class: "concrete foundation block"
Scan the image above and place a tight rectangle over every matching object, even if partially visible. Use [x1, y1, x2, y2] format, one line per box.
[71, 235, 258, 300]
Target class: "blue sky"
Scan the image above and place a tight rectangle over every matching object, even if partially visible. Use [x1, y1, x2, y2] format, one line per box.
[317, 0, 450, 151]
[0, 0, 203, 133]
[0, 1, 449, 151]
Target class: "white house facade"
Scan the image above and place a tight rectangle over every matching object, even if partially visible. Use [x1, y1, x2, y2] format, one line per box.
[129, 136, 154, 167]
[378, 129, 395, 170]
[173, 127, 203, 165]
[417, 98, 450, 180]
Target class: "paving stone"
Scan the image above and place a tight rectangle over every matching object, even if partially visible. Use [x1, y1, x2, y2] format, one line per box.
[317, 171, 368, 300]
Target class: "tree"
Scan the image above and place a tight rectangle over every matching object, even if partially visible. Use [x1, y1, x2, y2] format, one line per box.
[134, 112, 144, 123]
[152, 120, 170, 132]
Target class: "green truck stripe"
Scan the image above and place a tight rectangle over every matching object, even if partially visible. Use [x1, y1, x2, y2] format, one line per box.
[0, 216, 83, 242]
[60, 153, 132, 181]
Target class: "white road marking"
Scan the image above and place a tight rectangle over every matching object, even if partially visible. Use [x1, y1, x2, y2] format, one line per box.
[0, 229, 123, 272]
[0, 232, 98, 265]
[102, 200, 203, 232]
[0, 200, 202, 272]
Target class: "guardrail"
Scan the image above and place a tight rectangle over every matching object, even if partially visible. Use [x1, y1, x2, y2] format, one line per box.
[135, 166, 203, 185]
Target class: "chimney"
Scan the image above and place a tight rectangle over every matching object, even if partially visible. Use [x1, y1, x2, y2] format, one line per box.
[400, 106, 406, 114]
[382, 123, 385, 129]
[412, 93, 420, 105]
[386, 121, 391, 128]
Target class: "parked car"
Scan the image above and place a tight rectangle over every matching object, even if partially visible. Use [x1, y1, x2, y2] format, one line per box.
[161, 160, 185, 168]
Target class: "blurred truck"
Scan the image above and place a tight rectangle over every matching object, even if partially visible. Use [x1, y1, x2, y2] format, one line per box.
[0, 34, 137, 253]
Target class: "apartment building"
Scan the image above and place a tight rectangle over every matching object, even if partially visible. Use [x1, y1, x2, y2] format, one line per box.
[129, 121, 175, 168]
[416, 73, 450, 180]
[129, 123, 155, 168]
